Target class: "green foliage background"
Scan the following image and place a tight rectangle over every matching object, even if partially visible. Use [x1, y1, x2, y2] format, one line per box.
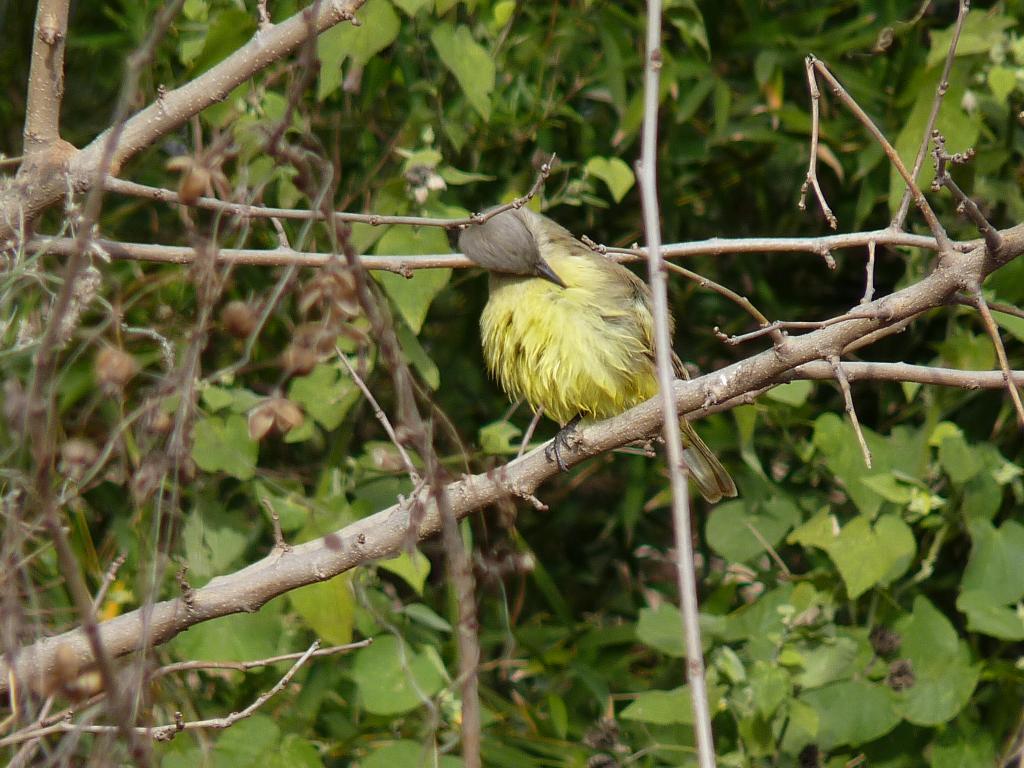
[3, 0, 1024, 766]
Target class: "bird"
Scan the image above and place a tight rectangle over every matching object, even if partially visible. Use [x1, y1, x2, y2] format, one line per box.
[458, 207, 737, 503]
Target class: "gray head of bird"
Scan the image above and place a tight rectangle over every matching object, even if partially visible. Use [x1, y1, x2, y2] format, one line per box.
[457, 208, 566, 288]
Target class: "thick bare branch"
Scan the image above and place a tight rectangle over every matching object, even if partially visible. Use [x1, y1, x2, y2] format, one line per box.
[23, 0, 71, 153]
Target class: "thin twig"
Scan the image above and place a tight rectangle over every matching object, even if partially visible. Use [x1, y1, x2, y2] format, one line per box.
[664, 261, 785, 347]
[808, 57, 953, 253]
[517, 408, 545, 458]
[799, 56, 838, 229]
[828, 355, 872, 468]
[337, 348, 421, 483]
[931, 131, 1004, 256]
[29, 228, 968, 272]
[637, 0, 715, 764]
[788, 360, 1024, 389]
[861, 240, 876, 304]
[968, 289, 1024, 428]
[102, 158, 553, 230]
[0, 641, 324, 747]
[718, 307, 888, 346]
[91, 552, 127, 611]
[892, 0, 970, 230]
[259, 497, 289, 551]
[149, 639, 370, 679]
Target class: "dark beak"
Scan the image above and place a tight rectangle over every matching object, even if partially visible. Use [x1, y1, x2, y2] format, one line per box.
[535, 258, 567, 288]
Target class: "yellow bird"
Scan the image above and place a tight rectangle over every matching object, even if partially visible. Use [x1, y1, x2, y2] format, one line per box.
[458, 207, 737, 503]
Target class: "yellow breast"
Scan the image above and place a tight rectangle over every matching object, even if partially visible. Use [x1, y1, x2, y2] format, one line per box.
[480, 252, 658, 425]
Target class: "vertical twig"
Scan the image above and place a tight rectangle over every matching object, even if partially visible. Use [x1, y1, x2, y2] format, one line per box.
[23, 0, 71, 152]
[861, 240, 876, 304]
[970, 290, 1024, 428]
[892, 0, 971, 230]
[636, 0, 716, 764]
[337, 348, 421, 483]
[828, 355, 872, 468]
[798, 57, 838, 230]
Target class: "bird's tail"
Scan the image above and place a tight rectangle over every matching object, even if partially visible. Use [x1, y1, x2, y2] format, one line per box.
[679, 418, 737, 503]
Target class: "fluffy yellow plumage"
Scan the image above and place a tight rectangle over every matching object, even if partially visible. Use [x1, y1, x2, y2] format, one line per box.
[460, 208, 736, 502]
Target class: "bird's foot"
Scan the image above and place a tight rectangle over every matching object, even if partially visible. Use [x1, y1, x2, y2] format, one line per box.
[544, 417, 581, 472]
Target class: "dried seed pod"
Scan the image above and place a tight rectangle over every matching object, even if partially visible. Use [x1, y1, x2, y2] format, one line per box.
[95, 346, 139, 393]
[280, 343, 319, 376]
[869, 625, 902, 657]
[221, 300, 259, 338]
[59, 438, 99, 481]
[248, 397, 304, 440]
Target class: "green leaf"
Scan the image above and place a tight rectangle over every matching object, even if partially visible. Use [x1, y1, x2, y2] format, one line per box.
[988, 65, 1018, 105]
[930, 721, 998, 768]
[430, 24, 496, 120]
[787, 510, 837, 551]
[351, 635, 446, 715]
[189, 9, 255, 74]
[799, 680, 899, 748]
[779, 699, 819, 754]
[390, 0, 432, 17]
[956, 520, 1024, 639]
[378, 549, 432, 595]
[749, 662, 790, 718]
[265, 734, 323, 768]
[191, 414, 258, 479]
[317, 0, 401, 99]
[374, 228, 452, 334]
[584, 156, 635, 203]
[171, 600, 283, 662]
[961, 519, 1024, 605]
[765, 380, 813, 407]
[792, 635, 861, 689]
[288, 363, 360, 431]
[212, 715, 280, 768]
[993, 306, 1024, 343]
[182, 509, 249, 581]
[395, 321, 441, 389]
[826, 514, 915, 599]
[926, 10, 1016, 68]
[636, 603, 685, 657]
[939, 433, 982, 485]
[439, 166, 496, 185]
[705, 495, 800, 563]
[956, 590, 1024, 640]
[895, 596, 980, 726]
[479, 420, 523, 454]
[362, 740, 463, 768]
[547, 694, 568, 739]
[288, 573, 355, 645]
[620, 687, 694, 725]
[403, 603, 452, 632]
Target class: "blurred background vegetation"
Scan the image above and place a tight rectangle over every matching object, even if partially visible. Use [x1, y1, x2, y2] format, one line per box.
[3, 0, 1024, 765]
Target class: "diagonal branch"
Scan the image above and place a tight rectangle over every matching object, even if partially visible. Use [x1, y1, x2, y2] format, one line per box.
[4, 223, 1024, 699]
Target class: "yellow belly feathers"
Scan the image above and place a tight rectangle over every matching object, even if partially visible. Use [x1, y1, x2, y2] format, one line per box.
[480, 251, 659, 426]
